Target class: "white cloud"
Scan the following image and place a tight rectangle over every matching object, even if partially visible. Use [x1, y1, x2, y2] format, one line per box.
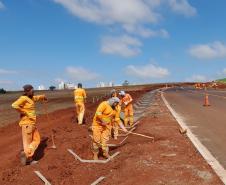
[0, 80, 13, 85]
[53, 0, 196, 40]
[125, 63, 170, 79]
[168, 0, 196, 17]
[222, 68, 226, 75]
[54, 0, 160, 25]
[216, 68, 226, 78]
[0, 1, 5, 10]
[101, 35, 142, 57]
[54, 0, 196, 56]
[123, 25, 169, 38]
[185, 75, 208, 82]
[66, 66, 99, 81]
[0, 69, 17, 75]
[189, 41, 226, 60]
[54, 0, 196, 24]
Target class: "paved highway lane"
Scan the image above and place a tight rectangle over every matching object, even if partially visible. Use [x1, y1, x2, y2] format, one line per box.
[164, 87, 226, 169]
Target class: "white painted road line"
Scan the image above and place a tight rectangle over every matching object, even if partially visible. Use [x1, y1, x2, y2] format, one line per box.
[161, 92, 226, 185]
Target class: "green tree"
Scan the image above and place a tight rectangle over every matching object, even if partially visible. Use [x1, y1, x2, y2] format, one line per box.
[49, 86, 56, 91]
[0, 88, 6, 94]
[122, 80, 129, 86]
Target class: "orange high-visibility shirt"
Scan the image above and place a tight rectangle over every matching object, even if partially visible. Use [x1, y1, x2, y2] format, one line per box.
[12, 95, 45, 126]
[93, 101, 115, 126]
[121, 93, 133, 106]
[74, 88, 86, 103]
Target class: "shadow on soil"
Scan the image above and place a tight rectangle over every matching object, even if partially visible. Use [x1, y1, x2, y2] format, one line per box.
[33, 137, 48, 161]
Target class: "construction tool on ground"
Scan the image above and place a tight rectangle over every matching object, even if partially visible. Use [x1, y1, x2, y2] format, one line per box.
[43, 102, 57, 149]
[50, 129, 57, 149]
[119, 128, 154, 141]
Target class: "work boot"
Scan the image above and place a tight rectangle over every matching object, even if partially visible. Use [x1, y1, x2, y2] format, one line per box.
[124, 119, 128, 127]
[93, 152, 98, 160]
[29, 160, 38, 165]
[103, 152, 110, 159]
[20, 151, 27, 166]
[129, 117, 133, 127]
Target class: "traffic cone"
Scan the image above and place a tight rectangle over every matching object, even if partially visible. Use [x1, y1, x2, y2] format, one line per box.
[203, 94, 210, 106]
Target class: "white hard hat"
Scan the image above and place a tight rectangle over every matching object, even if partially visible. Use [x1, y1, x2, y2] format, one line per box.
[119, 90, 125, 96]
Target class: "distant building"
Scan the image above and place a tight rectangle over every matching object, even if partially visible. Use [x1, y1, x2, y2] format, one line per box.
[58, 82, 66, 90]
[66, 83, 75, 89]
[108, 81, 114, 87]
[38, 85, 46, 90]
[97, 81, 114, 88]
[97, 82, 105, 87]
[58, 82, 75, 89]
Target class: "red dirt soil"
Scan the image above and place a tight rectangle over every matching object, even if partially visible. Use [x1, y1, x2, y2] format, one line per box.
[0, 89, 223, 185]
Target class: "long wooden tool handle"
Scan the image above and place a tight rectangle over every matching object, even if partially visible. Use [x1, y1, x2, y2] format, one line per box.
[129, 132, 154, 140]
[119, 128, 154, 140]
[51, 131, 56, 146]
[43, 102, 51, 124]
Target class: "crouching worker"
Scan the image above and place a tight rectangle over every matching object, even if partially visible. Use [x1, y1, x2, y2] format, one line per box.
[12, 84, 47, 165]
[92, 97, 127, 160]
[110, 89, 122, 140]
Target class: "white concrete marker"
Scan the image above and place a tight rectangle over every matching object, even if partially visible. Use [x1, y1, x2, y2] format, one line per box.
[34, 171, 51, 185]
[67, 149, 120, 164]
[161, 92, 226, 185]
[90, 176, 105, 185]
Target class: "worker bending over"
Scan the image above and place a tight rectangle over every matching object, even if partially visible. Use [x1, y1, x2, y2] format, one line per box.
[12, 84, 47, 165]
[110, 89, 121, 140]
[92, 97, 127, 160]
[74, 83, 87, 125]
[119, 90, 134, 127]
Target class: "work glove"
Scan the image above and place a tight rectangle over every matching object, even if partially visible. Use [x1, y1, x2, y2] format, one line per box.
[123, 127, 128, 133]
[100, 121, 109, 126]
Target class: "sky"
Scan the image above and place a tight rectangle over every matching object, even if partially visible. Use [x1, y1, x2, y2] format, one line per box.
[0, 0, 226, 90]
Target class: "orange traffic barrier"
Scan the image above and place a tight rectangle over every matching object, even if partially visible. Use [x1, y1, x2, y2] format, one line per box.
[203, 94, 210, 106]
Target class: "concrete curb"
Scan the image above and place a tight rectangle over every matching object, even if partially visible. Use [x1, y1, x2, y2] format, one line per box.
[161, 92, 226, 185]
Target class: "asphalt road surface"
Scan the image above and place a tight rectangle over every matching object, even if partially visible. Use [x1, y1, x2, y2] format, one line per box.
[164, 87, 226, 169]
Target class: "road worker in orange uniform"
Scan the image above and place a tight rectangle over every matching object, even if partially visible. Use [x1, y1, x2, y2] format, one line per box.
[74, 83, 86, 125]
[12, 84, 47, 165]
[92, 97, 127, 160]
[119, 90, 134, 127]
[110, 89, 121, 140]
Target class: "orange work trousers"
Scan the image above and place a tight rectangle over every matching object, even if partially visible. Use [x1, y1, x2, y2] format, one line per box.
[113, 122, 119, 139]
[124, 104, 134, 126]
[75, 102, 85, 124]
[92, 124, 111, 156]
[21, 124, 40, 158]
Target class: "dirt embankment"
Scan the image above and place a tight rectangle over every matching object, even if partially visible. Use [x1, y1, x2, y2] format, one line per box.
[0, 89, 223, 185]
